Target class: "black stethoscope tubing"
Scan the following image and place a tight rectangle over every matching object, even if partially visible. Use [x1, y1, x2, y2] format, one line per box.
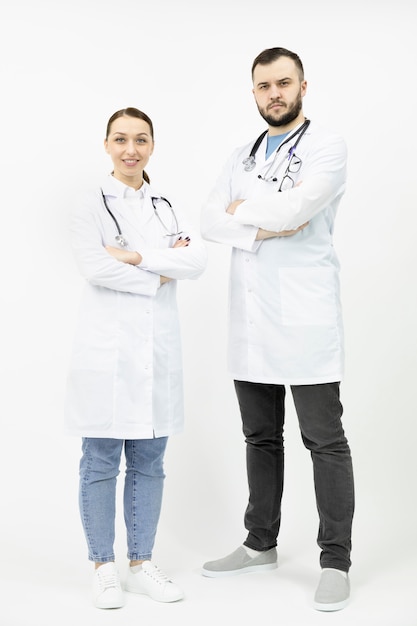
[243, 118, 311, 179]
[151, 196, 182, 237]
[100, 189, 182, 246]
[101, 189, 128, 247]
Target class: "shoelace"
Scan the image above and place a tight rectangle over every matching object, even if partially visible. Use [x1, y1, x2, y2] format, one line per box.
[97, 569, 120, 591]
[143, 564, 171, 586]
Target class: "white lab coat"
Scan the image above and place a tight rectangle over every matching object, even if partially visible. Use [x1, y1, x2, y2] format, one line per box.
[201, 121, 347, 385]
[65, 175, 207, 438]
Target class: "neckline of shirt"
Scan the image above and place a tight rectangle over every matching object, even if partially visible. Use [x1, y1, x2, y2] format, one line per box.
[265, 132, 290, 159]
[108, 173, 147, 199]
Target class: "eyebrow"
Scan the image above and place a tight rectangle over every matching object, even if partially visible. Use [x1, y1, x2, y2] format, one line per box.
[111, 131, 150, 137]
[256, 77, 292, 87]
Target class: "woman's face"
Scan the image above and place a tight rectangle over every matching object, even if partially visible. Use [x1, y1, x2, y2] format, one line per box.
[104, 115, 154, 188]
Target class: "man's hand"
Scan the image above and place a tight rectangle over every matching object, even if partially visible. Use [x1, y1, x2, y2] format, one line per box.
[256, 222, 309, 240]
[226, 199, 245, 215]
[105, 245, 142, 265]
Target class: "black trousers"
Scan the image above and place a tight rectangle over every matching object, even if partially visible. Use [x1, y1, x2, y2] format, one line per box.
[234, 380, 355, 572]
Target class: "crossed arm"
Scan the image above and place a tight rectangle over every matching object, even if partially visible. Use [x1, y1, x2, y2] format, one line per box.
[105, 237, 190, 284]
[226, 199, 308, 240]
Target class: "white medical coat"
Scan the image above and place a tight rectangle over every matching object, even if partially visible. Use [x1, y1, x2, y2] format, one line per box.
[65, 175, 207, 438]
[201, 121, 347, 385]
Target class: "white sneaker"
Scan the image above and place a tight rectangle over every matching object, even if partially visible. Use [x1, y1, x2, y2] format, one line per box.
[92, 562, 125, 609]
[125, 561, 184, 603]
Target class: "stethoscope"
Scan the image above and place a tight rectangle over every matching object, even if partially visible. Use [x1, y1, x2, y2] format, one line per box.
[242, 118, 311, 183]
[100, 189, 182, 247]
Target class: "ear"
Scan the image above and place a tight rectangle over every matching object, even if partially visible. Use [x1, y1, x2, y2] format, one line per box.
[104, 138, 109, 154]
[301, 80, 307, 97]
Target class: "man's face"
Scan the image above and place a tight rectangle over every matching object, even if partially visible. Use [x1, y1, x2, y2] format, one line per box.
[252, 57, 307, 130]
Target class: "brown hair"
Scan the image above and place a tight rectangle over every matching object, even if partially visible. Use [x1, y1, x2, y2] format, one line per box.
[106, 107, 154, 184]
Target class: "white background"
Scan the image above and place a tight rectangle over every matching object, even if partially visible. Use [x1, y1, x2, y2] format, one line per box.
[1, 1, 416, 624]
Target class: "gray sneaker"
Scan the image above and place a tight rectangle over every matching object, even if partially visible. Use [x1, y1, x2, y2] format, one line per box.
[202, 546, 277, 578]
[314, 569, 350, 611]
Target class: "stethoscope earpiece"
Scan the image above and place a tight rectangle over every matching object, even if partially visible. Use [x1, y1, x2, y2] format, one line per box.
[258, 174, 277, 181]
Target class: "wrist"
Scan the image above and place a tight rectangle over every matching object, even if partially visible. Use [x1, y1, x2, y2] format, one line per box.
[133, 251, 142, 265]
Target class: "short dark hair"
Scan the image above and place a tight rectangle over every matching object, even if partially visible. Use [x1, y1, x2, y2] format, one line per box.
[251, 47, 304, 81]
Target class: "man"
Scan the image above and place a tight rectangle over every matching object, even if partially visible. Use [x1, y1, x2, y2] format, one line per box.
[200, 47, 354, 612]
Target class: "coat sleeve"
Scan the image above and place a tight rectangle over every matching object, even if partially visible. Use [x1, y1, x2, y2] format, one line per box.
[200, 151, 261, 251]
[70, 192, 160, 296]
[233, 133, 347, 232]
[139, 212, 208, 280]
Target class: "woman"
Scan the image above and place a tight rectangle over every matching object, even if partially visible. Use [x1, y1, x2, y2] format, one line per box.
[65, 107, 207, 609]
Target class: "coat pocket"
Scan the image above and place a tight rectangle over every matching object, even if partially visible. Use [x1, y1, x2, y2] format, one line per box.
[279, 266, 338, 327]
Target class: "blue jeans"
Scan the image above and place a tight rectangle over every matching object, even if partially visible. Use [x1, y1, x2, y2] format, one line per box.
[79, 437, 168, 562]
[234, 381, 354, 572]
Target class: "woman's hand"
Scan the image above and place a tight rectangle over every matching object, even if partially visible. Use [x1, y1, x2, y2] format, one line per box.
[172, 236, 190, 248]
[159, 236, 190, 284]
[105, 245, 142, 265]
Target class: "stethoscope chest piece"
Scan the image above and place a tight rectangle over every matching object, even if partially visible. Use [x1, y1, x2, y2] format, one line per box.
[242, 156, 256, 172]
[115, 234, 128, 247]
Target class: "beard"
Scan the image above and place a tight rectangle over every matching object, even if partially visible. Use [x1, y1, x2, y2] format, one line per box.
[258, 90, 303, 127]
